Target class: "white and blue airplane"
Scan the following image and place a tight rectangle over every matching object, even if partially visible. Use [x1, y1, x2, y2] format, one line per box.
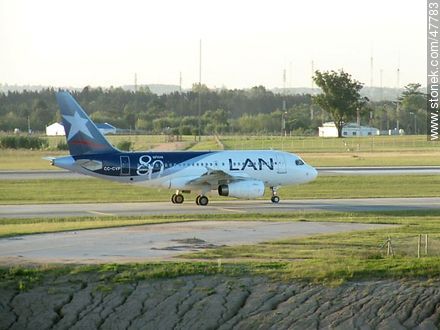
[50, 92, 317, 206]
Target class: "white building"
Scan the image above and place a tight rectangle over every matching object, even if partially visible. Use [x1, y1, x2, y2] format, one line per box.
[45, 122, 117, 136]
[46, 123, 65, 136]
[319, 122, 380, 137]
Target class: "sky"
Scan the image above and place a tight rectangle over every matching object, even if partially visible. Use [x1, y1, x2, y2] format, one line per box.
[0, 0, 425, 89]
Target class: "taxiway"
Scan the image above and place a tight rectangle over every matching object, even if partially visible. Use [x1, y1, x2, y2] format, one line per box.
[1, 197, 440, 219]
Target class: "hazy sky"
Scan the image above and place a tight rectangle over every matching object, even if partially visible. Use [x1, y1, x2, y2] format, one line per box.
[0, 0, 425, 89]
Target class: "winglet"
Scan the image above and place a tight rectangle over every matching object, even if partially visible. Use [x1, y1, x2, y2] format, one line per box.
[56, 92, 117, 156]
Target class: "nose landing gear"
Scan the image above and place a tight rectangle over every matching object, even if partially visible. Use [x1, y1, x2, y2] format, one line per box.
[270, 187, 280, 204]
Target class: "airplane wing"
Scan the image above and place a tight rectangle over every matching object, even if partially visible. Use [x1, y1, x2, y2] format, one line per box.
[186, 168, 251, 187]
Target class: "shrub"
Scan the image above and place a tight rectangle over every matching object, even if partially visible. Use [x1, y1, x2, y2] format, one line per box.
[56, 141, 69, 150]
[0, 136, 48, 149]
[117, 140, 132, 151]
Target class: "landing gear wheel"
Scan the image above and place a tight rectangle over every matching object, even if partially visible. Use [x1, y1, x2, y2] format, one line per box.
[174, 194, 184, 204]
[270, 186, 280, 204]
[171, 194, 177, 204]
[197, 195, 209, 206]
[271, 195, 280, 204]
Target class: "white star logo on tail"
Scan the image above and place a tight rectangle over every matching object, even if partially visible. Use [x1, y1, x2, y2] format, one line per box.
[63, 112, 94, 141]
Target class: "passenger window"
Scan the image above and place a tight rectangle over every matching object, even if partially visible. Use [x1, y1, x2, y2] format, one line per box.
[295, 159, 304, 165]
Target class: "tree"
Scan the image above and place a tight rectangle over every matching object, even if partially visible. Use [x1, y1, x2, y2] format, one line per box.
[31, 99, 54, 130]
[399, 83, 426, 134]
[313, 70, 365, 137]
[203, 108, 229, 134]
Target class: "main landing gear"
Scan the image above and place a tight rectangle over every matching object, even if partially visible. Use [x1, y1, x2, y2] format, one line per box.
[171, 190, 209, 206]
[195, 195, 209, 206]
[270, 187, 280, 204]
[171, 192, 184, 204]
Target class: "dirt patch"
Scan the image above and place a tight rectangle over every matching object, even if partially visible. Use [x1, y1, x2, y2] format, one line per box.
[1, 275, 439, 329]
[151, 237, 224, 251]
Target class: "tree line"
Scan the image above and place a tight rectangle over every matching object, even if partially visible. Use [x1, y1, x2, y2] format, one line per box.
[0, 76, 426, 136]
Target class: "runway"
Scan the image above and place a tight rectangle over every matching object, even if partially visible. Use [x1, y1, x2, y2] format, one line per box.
[1, 166, 440, 180]
[1, 197, 440, 219]
[0, 220, 391, 263]
[317, 166, 440, 176]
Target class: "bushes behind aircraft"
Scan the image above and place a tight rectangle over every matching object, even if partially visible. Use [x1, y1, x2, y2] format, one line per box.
[0, 135, 48, 150]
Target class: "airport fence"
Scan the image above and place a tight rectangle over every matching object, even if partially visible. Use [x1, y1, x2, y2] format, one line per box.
[219, 135, 439, 153]
[379, 234, 440, 258]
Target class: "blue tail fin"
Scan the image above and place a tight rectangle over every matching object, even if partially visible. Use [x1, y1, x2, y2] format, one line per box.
[56, 91, 117, 156]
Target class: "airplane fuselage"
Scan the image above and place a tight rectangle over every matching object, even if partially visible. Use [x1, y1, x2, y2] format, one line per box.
[54, 150, 316, 191]
[51, 91, 317, 205]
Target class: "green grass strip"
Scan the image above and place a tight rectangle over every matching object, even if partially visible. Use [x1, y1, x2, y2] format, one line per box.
[2, 174, 440, 204]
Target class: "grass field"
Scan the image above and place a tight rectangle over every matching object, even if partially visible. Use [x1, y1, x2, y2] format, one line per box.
[1, 174, 440, 204]
[0, 135, 439, 170]
[220, 135, 440, 153]
[184, 209, 440, 283]
[2, 210, 440, 284]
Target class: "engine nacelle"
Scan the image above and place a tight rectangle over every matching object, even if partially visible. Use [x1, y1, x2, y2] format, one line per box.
[218, 180, 265, 199]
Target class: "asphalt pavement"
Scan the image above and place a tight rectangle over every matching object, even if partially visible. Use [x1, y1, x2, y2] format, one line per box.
[1, 197, 440, 219]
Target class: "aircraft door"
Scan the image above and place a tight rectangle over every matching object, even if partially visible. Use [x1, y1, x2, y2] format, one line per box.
[275, 154, 287, 174]
[120, 156, 130, 175]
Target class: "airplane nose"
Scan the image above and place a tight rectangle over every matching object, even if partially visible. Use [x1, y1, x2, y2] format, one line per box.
[307, 167, 318, 181]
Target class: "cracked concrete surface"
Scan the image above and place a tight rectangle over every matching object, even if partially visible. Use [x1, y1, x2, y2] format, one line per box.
[1, 275, 439, 330]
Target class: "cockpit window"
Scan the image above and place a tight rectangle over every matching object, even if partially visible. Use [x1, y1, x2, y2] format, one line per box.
[295, 159, 305, 166]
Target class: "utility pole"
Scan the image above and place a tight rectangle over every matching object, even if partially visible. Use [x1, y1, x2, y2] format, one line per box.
[396, 67, 400, 132]
[370, 58, 373, 87]
[197, 39, 202, 142]
[380, 69, 383, 101]
[289, 61, 293, 90]
[311, 60, 314, 120]
[282, 68, 286, 110]
[134, 73, 138, 92]
[179, 72, 183, 128]
[282, 68, 287, 136]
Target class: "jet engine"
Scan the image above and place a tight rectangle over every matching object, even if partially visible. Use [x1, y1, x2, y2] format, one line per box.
[218, 180, 265, 199]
